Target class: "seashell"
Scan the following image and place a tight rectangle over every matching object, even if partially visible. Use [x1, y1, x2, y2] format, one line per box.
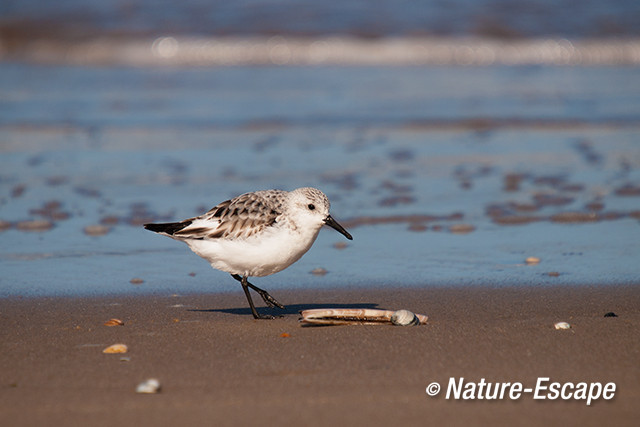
[84, 224, 110, 236]
[130, 278, 144, 285]
[310, 267, 328, 276]
[16, 220, 54, 232]
[525, 256, 540, 265]
[333, 241, 349, 250]
[103, 343, 128, 354]
[449, 224, 475, 234]
[390, 309, 420, 326]
[554, 322, 571, 330]
[104, 318, 124, 327]
[299, 308, 427, 326]
[136, 378, 161, 394]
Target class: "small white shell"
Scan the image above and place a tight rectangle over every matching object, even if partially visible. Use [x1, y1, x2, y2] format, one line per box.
[136, 378, 161, 394]
[391, 310, 420, 326]
[554, 321, 571, 330]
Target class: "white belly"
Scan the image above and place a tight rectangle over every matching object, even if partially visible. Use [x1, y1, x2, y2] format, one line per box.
[183, 225, 321, 277]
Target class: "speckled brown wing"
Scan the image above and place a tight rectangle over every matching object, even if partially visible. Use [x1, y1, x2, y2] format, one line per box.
[171, 191, 284, 240]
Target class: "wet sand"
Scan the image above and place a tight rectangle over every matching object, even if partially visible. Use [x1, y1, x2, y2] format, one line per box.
[1, 284, 638, 426]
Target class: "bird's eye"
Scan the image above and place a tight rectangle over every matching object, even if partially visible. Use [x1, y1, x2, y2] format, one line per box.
[308, 204, 316, 211]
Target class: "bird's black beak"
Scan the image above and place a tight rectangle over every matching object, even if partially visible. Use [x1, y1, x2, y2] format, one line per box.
[324, 215, 353, 240]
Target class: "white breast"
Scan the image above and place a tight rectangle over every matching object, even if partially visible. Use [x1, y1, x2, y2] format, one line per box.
[184, 222, 322, 277]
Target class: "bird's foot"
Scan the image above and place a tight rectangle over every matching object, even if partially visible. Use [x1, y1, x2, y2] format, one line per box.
[257, 290, 285, 309]
[252, 312, 284, 320]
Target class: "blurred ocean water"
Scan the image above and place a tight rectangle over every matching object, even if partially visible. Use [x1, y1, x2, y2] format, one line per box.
[1, 65, 639, 296]
[2, 0, 639, 39]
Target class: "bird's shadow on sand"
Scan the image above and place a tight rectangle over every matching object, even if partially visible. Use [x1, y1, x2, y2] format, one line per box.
[189, 302, 380, 317]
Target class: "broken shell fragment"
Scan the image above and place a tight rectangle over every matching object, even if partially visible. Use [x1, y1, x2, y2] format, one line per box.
[391, 309, 420, 326]
[449, 224, 475, 234]
[554, 322, 571, 330]
[104, 318, 124, 327]
[103, 343, 128, 354]
[136, 378, 161, 394]
[84, 224, 110, 236]
[299, 308, 427, 326]
[16, 220, 53, 232]
[310, 267, 328, 276]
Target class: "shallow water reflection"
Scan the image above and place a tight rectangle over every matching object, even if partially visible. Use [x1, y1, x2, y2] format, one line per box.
[1, 65, 639, 296]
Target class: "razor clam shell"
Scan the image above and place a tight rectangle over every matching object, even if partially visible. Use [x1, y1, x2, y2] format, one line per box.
[299, 308, 427, 326]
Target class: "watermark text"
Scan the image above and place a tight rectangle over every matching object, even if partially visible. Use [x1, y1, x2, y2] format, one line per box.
[424, 377, 616, 406]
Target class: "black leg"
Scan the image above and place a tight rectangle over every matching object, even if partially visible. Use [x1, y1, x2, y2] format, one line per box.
[231, 274, 285, 309]
[239, 276, 266, 319]
[231, 274, 284, 319]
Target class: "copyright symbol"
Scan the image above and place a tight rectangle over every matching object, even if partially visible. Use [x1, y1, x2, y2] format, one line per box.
[426, 382, 441, 396]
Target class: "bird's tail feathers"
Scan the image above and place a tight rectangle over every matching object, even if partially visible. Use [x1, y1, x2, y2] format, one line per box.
[144, 221, 192, 235]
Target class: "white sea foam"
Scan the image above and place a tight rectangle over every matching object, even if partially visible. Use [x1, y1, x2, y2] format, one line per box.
[5, 36, 640, 66]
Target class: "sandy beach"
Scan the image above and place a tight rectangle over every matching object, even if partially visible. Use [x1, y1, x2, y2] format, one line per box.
[1, 284, 638, 426]
[2, 3, 639, 425]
